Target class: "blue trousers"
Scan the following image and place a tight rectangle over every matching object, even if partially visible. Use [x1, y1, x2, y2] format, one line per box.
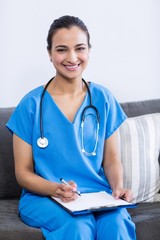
[19, 195, 136, 240]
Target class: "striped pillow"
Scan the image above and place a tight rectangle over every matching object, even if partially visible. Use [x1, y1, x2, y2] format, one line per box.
[117, 113, 160, 203]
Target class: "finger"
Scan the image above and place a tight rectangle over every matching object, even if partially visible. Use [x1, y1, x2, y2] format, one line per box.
[56, 184, 71, 198]
[59, 182, 73, 193]
[68, 180, 77, 188]
[60, 194, 78, 203]
[124, 191, 133, 202]
[112, 189, 123, 199]
[56, 182, 79, 201]
[58, 185, 77, 199]
[60, 191, 78, 202]
[68, 181, 77, 191]
[118, 190, 133, 202]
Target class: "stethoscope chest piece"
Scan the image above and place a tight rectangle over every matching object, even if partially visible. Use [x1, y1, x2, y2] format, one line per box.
[37, 137, 49, 148]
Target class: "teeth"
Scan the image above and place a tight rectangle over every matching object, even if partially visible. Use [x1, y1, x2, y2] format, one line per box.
[65, 65, 78, 69]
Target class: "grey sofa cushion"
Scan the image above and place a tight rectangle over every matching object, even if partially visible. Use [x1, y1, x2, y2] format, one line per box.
[0, 199, 43, 240]
[0, 107, 21, 198]
[128, 202, 160, 240]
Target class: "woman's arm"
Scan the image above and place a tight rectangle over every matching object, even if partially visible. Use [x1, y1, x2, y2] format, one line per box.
[102, 131, 133, 202]
[13, 134, 78, 202]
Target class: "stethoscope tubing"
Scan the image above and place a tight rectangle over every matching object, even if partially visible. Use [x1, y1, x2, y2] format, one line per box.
[37, 77, 100, 155]
[39, 77, 54, 139]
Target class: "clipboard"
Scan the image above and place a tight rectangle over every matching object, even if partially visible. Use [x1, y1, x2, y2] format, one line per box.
[51, 191, 136, 215]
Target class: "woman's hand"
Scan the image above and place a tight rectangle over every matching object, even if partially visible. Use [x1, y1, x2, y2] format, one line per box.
[55, 181, 79, 202]
[112, 188, 133, 202]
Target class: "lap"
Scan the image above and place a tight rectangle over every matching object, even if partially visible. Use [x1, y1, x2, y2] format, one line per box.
[19, 194, 131, 227]
[19, 194, 136, 239]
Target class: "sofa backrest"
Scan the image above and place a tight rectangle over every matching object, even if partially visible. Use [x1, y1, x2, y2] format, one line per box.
[0, 107, 21, 199]
[0, 98, 160, 199]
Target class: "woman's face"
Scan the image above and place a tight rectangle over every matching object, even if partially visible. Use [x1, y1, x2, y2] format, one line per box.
[48, 26, 90, 80]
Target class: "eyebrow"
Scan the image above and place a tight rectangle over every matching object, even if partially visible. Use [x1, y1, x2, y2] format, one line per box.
[55, 45, 67, 49]
[55, 43, 87, 49]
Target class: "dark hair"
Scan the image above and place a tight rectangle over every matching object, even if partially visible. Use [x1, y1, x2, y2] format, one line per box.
[47, 15, 91, 51]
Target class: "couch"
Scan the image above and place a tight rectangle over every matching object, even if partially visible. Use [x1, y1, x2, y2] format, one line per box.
[0, 98, 160, 240]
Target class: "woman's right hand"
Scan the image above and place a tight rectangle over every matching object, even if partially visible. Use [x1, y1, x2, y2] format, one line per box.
[55, 181, 78, 202]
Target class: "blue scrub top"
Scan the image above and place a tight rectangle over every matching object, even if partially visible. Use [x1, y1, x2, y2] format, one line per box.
[6, 82, 127, 198]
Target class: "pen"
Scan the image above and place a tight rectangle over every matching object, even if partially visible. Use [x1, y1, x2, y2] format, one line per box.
[60, 178, 81, 196]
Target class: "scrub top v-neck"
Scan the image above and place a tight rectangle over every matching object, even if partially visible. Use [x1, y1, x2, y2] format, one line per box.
[45, 85, 89, 125]
[6, 82, 127, 198]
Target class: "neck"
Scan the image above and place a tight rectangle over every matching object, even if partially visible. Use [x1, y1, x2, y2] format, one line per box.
[49, 76, 85, 96]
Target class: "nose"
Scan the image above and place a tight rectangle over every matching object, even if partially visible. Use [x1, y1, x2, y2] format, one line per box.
[66, 50, 78, 63]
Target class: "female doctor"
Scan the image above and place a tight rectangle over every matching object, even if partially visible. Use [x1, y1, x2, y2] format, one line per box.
[7, 15, 136, 239]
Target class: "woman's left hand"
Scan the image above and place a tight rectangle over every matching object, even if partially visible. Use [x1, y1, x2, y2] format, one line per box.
[112, 188, 133, 202]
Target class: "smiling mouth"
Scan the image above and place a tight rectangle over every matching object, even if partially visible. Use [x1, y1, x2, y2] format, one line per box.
[64, 64, 80, 71]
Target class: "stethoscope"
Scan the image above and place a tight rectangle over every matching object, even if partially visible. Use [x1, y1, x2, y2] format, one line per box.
[37, 77, 100, 156]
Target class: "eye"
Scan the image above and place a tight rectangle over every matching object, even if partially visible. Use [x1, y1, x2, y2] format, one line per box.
[56, 48, 67, 53]
[76, 47, 86, 52]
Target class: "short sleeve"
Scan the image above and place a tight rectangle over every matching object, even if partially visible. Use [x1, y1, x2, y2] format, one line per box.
[105, 92, 127, 139]
[6, 98, 35, 145]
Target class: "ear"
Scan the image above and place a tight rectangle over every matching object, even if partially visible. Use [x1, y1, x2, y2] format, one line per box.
[47, 49, 52, 62]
